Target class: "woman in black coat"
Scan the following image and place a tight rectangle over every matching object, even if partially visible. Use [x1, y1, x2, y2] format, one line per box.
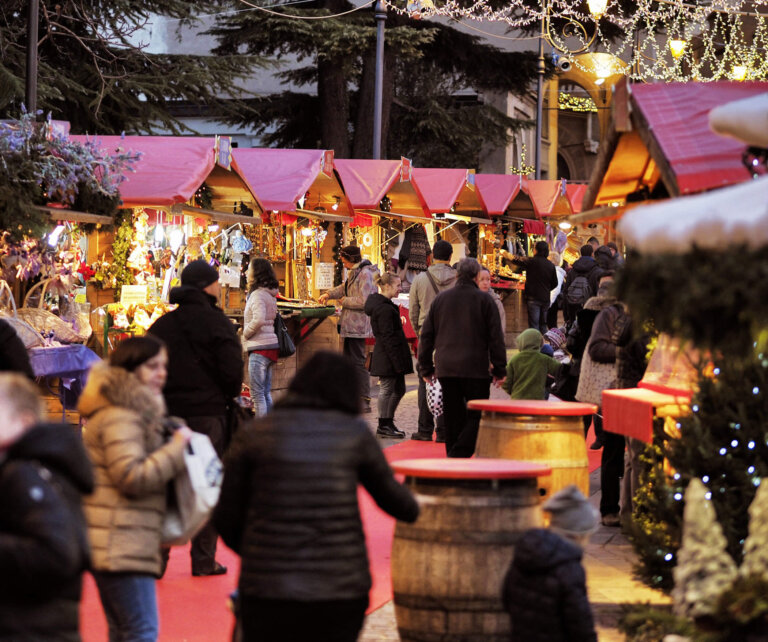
[364, 273, 414, 439]
[213, 351, 419, 642]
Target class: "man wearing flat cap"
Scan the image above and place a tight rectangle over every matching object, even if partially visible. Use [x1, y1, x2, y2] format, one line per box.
[149, 259, 243, 577]
[319, 245, 380, 414]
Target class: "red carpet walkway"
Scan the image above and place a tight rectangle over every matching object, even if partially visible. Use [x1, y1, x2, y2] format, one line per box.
[81, 436, 601, 639]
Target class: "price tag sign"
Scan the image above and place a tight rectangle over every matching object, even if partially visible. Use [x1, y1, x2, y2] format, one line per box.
[120, 285, 148, 306]
[315, 263, 335, 290]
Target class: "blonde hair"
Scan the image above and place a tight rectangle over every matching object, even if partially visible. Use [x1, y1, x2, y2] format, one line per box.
[0, 374, 42, 421]
[374, 272, 400, 289]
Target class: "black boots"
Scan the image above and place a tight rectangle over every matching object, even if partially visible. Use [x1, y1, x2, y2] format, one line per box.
[377, 418, 405, 438]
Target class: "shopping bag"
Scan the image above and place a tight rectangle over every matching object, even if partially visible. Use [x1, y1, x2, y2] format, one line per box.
[274, 313, 296, 358]
[425, 377, 444, 417]
[162, 433, 223, 546]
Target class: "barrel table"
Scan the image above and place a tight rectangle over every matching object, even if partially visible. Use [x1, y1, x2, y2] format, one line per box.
[469, 399, 597, 499]
[390, 458, 551, 642]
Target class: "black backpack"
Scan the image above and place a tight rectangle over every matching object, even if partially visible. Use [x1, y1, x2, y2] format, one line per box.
[565, 274, 591, 306]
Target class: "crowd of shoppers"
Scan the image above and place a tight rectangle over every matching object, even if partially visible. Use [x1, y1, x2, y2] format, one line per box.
[0, 237, 639, 640]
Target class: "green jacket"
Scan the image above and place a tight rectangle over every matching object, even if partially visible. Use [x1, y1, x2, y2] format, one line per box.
[503, 328, 561, 400]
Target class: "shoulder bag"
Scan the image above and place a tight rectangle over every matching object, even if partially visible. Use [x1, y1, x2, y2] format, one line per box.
[274, 313, 296, 358]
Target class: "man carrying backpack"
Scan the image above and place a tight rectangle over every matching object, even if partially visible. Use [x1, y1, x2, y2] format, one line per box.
[563, 245, 600, 327]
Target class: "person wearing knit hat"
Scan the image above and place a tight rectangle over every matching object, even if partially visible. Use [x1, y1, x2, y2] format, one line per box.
[502, 484, 598, 641]
[318, 244, 380, 413]
[148, 257, 243, 577]
[544, 327, 567, 351]
[181, 259, 220, 290]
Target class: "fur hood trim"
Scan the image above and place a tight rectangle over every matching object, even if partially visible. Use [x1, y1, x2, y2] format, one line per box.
[78, 361, 165, 422]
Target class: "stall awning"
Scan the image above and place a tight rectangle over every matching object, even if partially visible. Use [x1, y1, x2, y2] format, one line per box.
[585, 81, 768, 209]
[475, 174, 524, 216]
[412, 168, 483, 216]
[565, 184, 587, 214]
[69, 135, 216, 207]
[334, 158, 428, 225]
[525, 180, 574, 218]
[231, 148, 352, 218]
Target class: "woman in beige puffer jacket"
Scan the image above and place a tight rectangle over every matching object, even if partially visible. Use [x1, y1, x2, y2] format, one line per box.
[78, 337, 190, 641]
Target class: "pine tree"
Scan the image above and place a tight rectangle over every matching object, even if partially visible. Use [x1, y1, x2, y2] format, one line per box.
[0, 0, 260, 133]
[618, 248, 768, 590]
[739, 478, 768, 581]
[672, 478, 737, 619]
[208, 1, 540, 161]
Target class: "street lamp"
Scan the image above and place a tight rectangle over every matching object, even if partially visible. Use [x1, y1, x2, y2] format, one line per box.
[534, 0, 605, 178]
[372, 0, 387, 160]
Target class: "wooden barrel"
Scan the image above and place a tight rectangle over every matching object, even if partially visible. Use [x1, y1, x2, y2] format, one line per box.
[469, 399, 597, 499]
[390, 458, 550, 642]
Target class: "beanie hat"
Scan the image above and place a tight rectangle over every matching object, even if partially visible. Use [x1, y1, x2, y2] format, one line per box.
[181, 259, 220, 289]
[339, 245, 362, 263]
[433, 240, 453, 261]
[543, 485, 599, 535]
[544, 327, 567, 350]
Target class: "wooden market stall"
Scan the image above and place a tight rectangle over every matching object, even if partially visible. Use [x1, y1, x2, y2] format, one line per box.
[574, 80, 768, 237]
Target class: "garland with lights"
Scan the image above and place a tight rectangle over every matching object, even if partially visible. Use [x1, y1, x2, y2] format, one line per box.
[332, 222, 343, 286]
[617, 247, 768, 604]
[559, 93, 597, 113]
[194, 183, 213, 210]
[387, 0, 768, 82]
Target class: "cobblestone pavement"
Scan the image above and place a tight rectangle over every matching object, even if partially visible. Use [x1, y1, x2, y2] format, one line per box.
[359, 370, 670, 641]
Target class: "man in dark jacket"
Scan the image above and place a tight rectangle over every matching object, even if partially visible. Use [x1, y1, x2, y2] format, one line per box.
[502, 485, 598, 642]
[417, 258, 507, 457]
[149, 259, 244, 576]
[0, 373, 94, 641]
[512, 240, 558, 334]
[562, 245, 600, 326]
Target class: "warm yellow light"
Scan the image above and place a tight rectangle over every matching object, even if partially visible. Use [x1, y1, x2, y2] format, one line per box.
[586, 0, 608, 18]
[732, 65, 748, 81]
[301, 227, 314, 237]
[558, 221, 573, 230]
[669, 39, 686, 60]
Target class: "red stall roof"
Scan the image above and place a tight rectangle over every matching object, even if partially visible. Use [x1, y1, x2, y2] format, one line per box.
[525, 179, 574, 217]
[333, 159, 402, 209]
[231, 148, 350, 217]
[69, 135, 216, 206]
[412, 168, 483, 215]
[475, 174, 524, 215]
[631, 82, 767, 195]
[565, 183, 587, 214]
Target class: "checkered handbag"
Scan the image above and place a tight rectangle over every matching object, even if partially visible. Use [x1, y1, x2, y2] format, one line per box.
[425, 378, 444, 417]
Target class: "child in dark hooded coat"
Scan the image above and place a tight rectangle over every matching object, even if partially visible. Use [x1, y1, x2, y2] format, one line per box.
[502, 485, 599, 642]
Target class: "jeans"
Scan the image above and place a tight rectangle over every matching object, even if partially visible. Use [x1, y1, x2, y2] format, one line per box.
[378, 375, 405, 420]
[92, 572, 158, 642]
[438, 377, 491, 458]
[248, 352, 274, 417]
[344, 337, 371, 402]
[526, 299, 550, 334]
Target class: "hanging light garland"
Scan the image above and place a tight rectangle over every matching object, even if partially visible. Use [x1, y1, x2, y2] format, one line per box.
[388, 0, 768, 82]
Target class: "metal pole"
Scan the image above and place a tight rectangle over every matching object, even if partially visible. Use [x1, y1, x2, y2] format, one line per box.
[534, 32, 545, 180]
[373, 0, 386, 159]
[26, 0, 40, 114]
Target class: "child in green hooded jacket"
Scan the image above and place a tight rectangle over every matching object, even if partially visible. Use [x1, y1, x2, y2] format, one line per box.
[503, 328, 562, 400]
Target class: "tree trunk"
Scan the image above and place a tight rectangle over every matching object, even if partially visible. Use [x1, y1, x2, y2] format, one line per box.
[318, 58, 350, 156]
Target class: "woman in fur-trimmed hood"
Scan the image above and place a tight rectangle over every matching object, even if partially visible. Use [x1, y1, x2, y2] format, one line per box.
[78, 337, 191, 641]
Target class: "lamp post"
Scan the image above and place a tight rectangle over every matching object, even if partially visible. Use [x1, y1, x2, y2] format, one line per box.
[372, 0, 387, 160]
[26, 0, 39, 114]
[533, 0, 607, 178]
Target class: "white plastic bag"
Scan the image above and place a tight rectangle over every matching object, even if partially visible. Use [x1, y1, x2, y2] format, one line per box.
[162, 433, 223, 546]
[425, 377, 444, 417]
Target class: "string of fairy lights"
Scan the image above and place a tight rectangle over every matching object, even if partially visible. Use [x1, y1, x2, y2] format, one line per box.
[387, 0, 768, 82]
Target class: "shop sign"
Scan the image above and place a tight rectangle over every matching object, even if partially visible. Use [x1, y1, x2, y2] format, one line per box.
[321, 150, 334, 177]
[400, 157, 412, 182]
[216, 135, 232, 170]
[315, 262, 335, 290]
[120, 285, 148, 306]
